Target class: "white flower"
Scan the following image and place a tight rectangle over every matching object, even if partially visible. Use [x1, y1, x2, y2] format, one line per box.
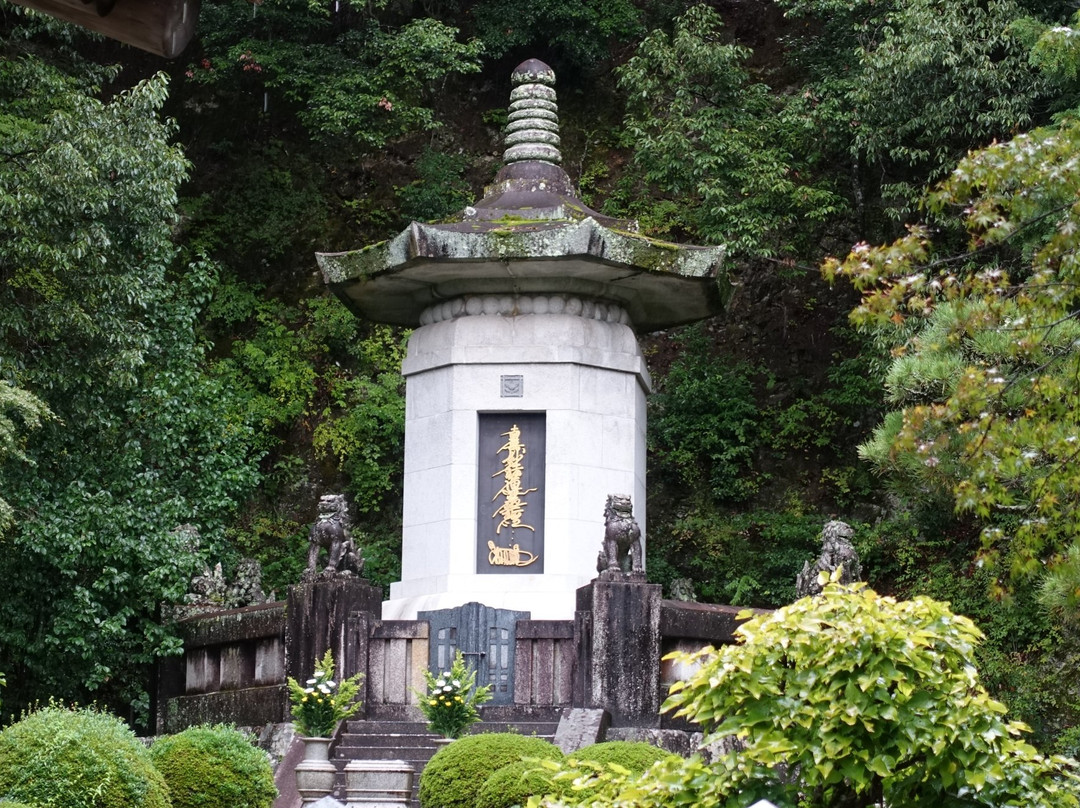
[306, 678, 316, 685]
[435, 679, 446, 688]
[442, 685, 453, 692]
[304, 687, 314, 694]
[327, 680, 336, 688]
[318, 683, 331, 694]
[451, 680, 461, 688]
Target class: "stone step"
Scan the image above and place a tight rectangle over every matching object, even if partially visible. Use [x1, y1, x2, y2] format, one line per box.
[331, 713, 565, 808]
[338, 733, 439, 748]
[345, 720, 431, 735]
[336, 745, 440, 761]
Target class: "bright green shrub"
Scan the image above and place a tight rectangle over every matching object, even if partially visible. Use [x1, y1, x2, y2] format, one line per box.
[473, 741, 677, 808]
[150, 724, 276, 808]
[418, 733, 562, 808]
[575, 740, 671, 773]
[0, 703, 170, 808]
[475, 759, 560, 808]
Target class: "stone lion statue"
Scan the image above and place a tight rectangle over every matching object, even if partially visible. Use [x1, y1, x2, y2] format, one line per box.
[597, 494, 644, 576]
[304, 494, 364, 580]
[795, 519, 861, 598]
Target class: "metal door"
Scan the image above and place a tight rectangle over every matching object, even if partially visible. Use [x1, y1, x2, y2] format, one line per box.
[419, 602, 529, 704]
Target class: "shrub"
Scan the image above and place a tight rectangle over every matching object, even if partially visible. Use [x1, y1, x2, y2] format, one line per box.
[418, 733, 563, 808]
[150, 724, 277, 808]
[575, 740, 671, 773]
[475, 759, 560, 808]
[0, 703, 169, 808]
[474, 742, 677, 808]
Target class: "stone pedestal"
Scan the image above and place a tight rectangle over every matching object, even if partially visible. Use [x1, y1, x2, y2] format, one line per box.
[345, 760, 414, 808]
[295, 737, 337, 804]
[286, 576, 382, 685]
[575, 576, 662, 727]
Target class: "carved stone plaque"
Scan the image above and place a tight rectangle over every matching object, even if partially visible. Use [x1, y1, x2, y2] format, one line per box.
[476, 413, 546, 574]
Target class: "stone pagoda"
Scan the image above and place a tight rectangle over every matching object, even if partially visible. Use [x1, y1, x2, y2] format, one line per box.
[317, 59, 727, 620]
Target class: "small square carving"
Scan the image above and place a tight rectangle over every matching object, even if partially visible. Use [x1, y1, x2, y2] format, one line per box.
[501, 375, 524, 398]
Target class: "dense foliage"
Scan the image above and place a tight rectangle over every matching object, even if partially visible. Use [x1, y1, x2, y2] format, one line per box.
[2, 0, 1080, 757]
[536, 576, 1080, 807]
[150, 724, 277, 808]
[418, 733, 564, 808]
[0, 30, 265, 722]
[0, 703, 171, 808]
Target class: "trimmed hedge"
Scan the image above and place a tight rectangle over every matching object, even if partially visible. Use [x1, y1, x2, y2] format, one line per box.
[575, 740, 672, 772]
[151, 724, 277, 808]
[475, 759, 560, 808]
[0, 703, 170, 808]
[474, 741, 677, 808]
[418, 733, 562, 808]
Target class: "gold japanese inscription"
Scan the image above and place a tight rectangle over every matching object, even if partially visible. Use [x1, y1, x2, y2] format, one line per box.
[491, 424, 537, 533]
[487, 540, 539, 567]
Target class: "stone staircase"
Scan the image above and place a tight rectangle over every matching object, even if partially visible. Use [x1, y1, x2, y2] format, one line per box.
[329, 708, 563, 806]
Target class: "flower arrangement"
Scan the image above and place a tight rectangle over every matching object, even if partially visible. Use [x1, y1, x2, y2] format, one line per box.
[287, 649, 363, 738]
[416, 650, 493, 739]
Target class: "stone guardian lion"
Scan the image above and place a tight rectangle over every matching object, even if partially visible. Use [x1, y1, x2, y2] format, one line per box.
[597, 494, 644, 576]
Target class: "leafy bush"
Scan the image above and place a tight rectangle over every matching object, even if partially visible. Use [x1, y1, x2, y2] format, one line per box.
[0, 703, 170, 808]
[475, 759, 559, 808]
[474, 742, 674, 808]
[418, 733, 563, 808]
[150, 724, 277, 808]
[397, 148, 472, 224]
[575, 741, 671, 772]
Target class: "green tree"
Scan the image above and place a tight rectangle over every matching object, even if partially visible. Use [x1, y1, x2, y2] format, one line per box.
[825, 108, 1080, 588]
[617, 5, 844, 259]
[188, 0, 482, 153]
[538, 575, 1080, 807]
[0, 383, 49, 534]
[777, 0, 1053, 219]
[0, 51, 263, 719]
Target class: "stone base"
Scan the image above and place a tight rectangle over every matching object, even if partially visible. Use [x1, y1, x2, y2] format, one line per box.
[384, 574, 591, 619]
[287, 577, 382, 683]
[576, 577, 662, 726]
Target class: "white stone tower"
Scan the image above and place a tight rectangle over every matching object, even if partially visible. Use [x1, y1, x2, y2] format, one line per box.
[318, 59, 726, 620]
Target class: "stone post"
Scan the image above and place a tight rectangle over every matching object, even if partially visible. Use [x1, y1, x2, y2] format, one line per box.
[574, 576, 662, 726]
[286, 576, 382, 685]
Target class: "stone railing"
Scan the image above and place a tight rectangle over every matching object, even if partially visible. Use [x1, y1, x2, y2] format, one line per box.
[157, 601, 288, 733]
[158, 578, 745, 733]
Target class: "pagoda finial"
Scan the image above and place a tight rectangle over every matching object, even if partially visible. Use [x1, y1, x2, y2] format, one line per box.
[504, 59, 562, 166]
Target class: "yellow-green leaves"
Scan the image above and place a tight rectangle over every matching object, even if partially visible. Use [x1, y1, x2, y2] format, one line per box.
[547, 581, 1080, 807]
[829, 118, 1080, 592]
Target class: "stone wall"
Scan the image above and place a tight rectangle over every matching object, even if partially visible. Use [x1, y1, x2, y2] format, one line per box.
[159, 578, 745, 733]
[157, 601, 288, 734]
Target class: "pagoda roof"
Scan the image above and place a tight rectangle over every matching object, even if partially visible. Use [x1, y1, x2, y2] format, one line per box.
[316, 59, 728, 333]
